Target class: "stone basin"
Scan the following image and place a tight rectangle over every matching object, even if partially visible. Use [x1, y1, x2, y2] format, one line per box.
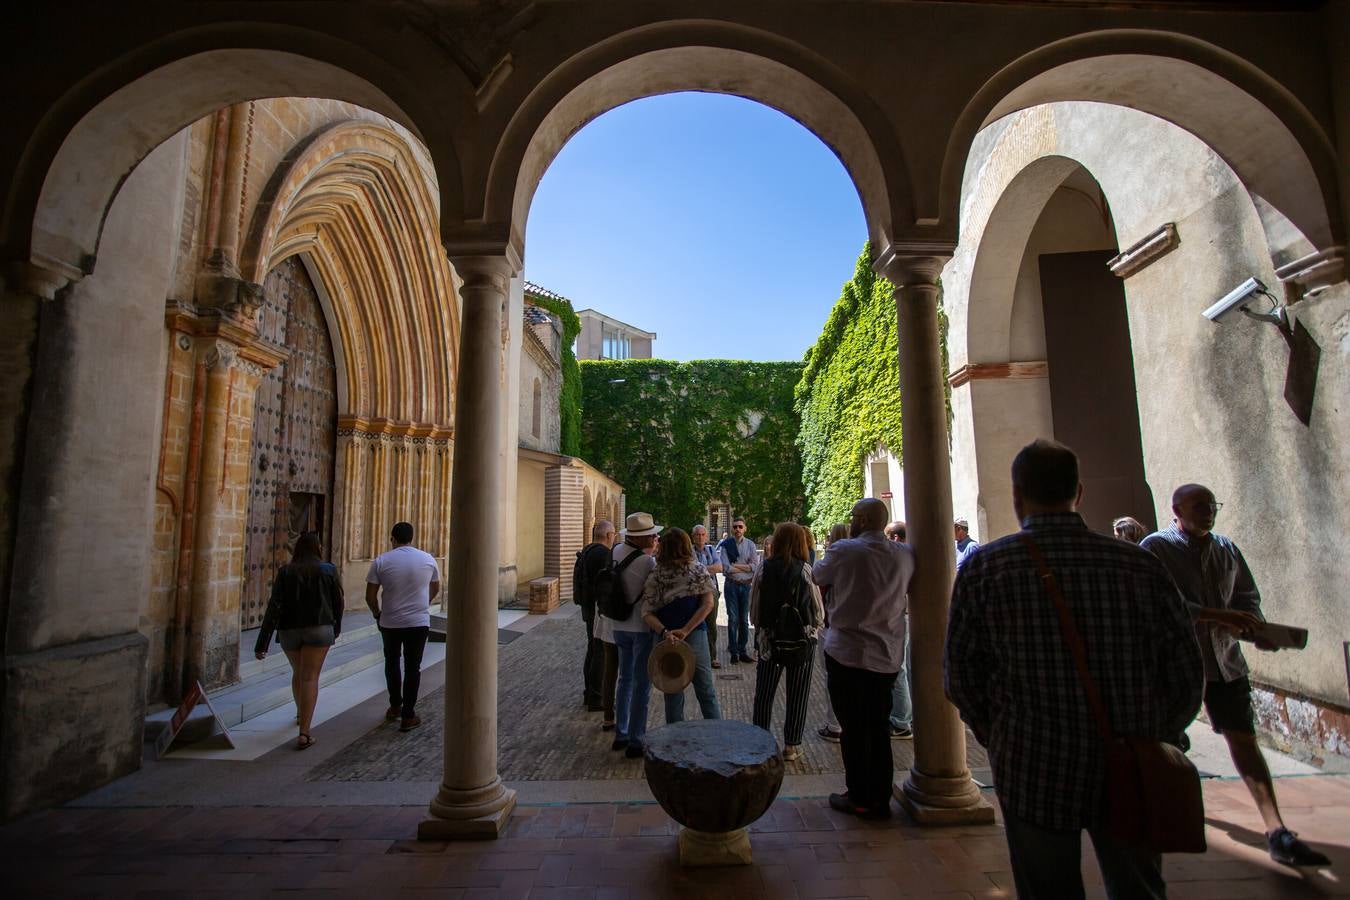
[642, 719, 784, 865]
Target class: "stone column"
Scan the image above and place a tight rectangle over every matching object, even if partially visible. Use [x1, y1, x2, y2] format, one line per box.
[878, 250, 993, 825]
[421, 255, 516, 839]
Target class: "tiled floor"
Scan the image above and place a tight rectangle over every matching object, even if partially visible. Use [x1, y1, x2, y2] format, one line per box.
[3, 777, 1347, 898]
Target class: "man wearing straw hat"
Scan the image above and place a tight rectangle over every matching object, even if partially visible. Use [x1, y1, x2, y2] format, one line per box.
[611, 512, 662, 759]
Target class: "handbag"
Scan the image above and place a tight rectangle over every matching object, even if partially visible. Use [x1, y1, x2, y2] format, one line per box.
[1019, 533, 1206, 854]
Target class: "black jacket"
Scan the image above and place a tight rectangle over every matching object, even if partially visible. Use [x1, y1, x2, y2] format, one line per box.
[254, 561, 344, 653]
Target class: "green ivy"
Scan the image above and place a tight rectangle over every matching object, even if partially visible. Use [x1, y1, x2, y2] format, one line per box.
[794, 243, 950, 535]
[579, 359, 804, 537]
[523, 289, 583, 456]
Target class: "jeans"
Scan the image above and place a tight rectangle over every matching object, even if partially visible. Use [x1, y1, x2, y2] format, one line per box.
[582, 607, 603, 707]
[1000, 804, 1166, 900]
[825, 652, 897, 811]
[889, 626, 912, 730]
[379, 625, 429, 718]
[752, 642, 815, 746]
[724, 580, 752, 657]
[706, 593, 720, 660]
[614, 630, 655, 746]
[663, 628, 722, 723]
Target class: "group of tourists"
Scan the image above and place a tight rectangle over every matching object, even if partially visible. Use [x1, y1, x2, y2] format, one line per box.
[946, 439, 1329, 897]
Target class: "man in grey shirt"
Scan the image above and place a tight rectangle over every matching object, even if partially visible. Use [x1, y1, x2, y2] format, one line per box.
[812, 498, 915, 820]
[718, 517, 759, 663]
[1143, 484, 1329, 868]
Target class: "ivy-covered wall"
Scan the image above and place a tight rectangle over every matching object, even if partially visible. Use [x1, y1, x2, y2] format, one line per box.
[579, 359, 804, 537]
[795, 247, 903, 533]
[794, 244, 948, 534]
[523, 288, 583, 456]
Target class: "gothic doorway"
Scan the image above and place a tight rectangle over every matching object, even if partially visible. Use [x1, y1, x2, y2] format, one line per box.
[242, 255, 338, 628]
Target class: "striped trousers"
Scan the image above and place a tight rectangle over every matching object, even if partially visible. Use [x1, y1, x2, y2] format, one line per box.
[751, 643, 815, 746]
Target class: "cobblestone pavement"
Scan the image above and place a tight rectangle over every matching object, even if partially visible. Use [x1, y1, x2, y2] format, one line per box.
[310, 610, 989, 783]
[6, 777, 1348, 898]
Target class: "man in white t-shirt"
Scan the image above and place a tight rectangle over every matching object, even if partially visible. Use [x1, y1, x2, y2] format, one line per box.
[366, 521, 441, 732]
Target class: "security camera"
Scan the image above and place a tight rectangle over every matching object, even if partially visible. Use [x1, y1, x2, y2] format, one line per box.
[1203, 277, 1270, 324]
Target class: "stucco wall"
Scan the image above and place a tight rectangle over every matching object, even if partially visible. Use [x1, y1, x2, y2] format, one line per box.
[947, 101, 1350, 713]
[515, 459, 546, 585]
[3, 132, 186, 816]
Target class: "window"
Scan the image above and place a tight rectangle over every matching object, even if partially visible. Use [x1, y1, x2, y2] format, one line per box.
[602, 328, 630, 359]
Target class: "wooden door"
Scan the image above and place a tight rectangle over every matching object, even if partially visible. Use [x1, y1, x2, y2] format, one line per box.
[242, 256, 338, 629]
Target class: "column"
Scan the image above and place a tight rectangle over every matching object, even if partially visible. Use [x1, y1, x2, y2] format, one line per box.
[878, 251, 994, 825]
[421, 254, 516, 839]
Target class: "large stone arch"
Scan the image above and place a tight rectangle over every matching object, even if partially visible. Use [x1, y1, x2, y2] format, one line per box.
[245, 119, 460, 426]
[484, 21, 909, 259]
[942, 31, 1343, 259]
[14, 42, 470, 280]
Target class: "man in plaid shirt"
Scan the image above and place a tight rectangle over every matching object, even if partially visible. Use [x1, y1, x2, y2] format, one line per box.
[946, 440, 1203, 899]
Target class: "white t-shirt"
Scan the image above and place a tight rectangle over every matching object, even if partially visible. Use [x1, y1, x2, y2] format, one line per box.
[366, 545, 441, 629]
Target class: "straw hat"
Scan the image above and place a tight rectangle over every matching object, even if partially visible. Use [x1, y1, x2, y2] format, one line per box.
[622, 511, 663, 537]
[647, 639, 696, 694]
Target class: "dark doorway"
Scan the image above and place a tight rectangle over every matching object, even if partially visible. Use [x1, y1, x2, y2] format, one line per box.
[1039, 250, 1154, 534]
[242, 256, 338, 629]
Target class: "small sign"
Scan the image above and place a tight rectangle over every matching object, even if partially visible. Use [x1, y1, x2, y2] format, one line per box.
[880, 491, 893, 499]
[154, 680, 235, 758]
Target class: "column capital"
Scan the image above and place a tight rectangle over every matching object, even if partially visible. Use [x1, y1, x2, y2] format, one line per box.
[873, 242, 953, 287]
[450, 254, 520, 293]
[2, 260, 74, 301]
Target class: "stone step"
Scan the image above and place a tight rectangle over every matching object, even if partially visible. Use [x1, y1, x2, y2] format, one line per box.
[145, 630, 387, 743]
[236, 619, 381, 680]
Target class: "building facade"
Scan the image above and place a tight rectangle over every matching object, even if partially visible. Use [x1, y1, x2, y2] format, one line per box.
[576, 308, 656, 360]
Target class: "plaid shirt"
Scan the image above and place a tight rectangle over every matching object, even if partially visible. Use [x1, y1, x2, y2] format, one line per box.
[945, 513, 1204, 829]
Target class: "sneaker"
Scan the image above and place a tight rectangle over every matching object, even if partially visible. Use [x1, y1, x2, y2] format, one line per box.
[817, 725, 842, 743]
[601, 720, 616, 732]
[399, 715, 421, 733]
[611, 738, 628, 751]
[624, 743, 644, 759]
[739, 654, 754, 664]
[890, 724, 913, 740]
[1267, 827, 1330, 867]
[385, 706, 399, 722]
[782, 745, 802, 762]
[711, 660, 721, 669]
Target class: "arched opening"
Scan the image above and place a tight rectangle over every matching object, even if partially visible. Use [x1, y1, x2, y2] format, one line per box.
[491, 30, 906, 259]
[956, 155, 1150, 540]
[944, 38, 1343, 260]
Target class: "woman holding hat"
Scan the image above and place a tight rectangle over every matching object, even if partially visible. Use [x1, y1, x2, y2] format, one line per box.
[640, 527, 722, 723]
[750, 522, 825, 761]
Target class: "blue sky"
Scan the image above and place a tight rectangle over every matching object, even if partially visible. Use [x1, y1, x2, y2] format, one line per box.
[524, 92, 867, 362]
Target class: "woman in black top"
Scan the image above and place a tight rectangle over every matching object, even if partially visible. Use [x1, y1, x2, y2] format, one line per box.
[254, 532, 344, 749]
[749, 522, 824, 762]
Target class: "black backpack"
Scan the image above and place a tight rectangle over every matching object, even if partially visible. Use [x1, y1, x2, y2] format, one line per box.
[762, 559, 813, 666]
[594, 546, 644, 620]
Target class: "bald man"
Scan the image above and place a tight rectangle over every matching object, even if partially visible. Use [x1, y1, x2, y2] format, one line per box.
[1143, 484, 1329, 868]
[812, 497, 915, 820]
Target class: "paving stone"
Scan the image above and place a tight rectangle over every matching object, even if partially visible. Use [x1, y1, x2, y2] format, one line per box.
[306, 614, 988, 783]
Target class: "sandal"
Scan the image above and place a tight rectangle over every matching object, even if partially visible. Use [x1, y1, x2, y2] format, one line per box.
[296, 733, 316, 750]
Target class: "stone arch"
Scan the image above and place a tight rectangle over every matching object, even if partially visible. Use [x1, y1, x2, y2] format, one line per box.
[485, 21, 909, 257]
[942, 31, 1343, 254]
[16, 43, 469, 278]
[244, 119, 460, 428]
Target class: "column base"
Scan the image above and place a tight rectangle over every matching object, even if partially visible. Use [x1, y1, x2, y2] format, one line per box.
[678, 826, 753, 866]
[419, 788, 516, 840]
[895, 773, 996, 826]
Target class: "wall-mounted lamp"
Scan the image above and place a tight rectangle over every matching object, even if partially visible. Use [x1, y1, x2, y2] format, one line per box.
[1204, 276, 1320, 426]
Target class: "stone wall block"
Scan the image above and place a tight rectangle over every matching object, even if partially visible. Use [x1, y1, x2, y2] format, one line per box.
[2, 633, 147, 819]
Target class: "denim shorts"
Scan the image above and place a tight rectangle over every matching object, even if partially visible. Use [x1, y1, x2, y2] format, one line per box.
[278, 625, 335, 651]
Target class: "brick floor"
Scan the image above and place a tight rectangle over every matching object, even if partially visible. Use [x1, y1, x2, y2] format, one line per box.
[4, 778, 1346, 898]
[308, 614, 989, 783]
